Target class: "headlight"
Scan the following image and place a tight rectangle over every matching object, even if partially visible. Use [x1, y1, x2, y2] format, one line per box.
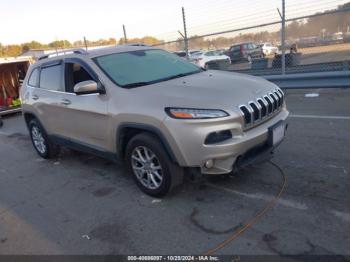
[165, 108, 229, 119]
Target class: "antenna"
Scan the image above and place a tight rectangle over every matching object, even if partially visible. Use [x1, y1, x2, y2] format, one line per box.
[123, 25, 128, 44]
[83, 37, 88, 51]
[54, 36, 58, 56]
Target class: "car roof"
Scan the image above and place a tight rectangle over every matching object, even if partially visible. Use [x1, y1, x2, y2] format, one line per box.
[87, 45, 155, 58]
[34, 45, 157, 65]
[231, 42, 254, 46]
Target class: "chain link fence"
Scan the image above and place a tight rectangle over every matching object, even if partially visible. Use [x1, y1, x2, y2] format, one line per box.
[150, 0, 350, 76]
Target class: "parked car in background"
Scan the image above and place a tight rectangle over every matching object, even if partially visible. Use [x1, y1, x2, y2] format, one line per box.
[331, 32, 343, 44]
[215, 48, 228, 55]
[173, 51, 187, 58]
[259, 43, 279, 56]
[343, 32, 350, 43]
[174, 50, 201, 59]
[297, 36, 320, 48]
[225, 42, 264, 63]
[190, 50, 231, 69]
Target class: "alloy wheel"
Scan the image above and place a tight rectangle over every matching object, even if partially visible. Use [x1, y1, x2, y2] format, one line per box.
[31, 126, 47, 154]
[131, 146, 163, 190]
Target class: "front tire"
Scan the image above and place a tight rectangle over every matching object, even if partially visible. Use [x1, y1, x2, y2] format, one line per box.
[125, 133, 183, 197]
[29, 119, 59, 159]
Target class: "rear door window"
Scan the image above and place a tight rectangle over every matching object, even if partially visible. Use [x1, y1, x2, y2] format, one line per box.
[40, 64, 64, 92]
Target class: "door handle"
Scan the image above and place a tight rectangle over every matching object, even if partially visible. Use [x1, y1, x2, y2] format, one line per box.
[32, 95, 39, 100]
[61, 99, 71, 105]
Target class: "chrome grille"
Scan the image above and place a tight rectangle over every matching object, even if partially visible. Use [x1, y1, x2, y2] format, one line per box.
[239, 89, 285, 127]
[264, 95, 273, 114]
[257, 99, 267, 118]
[249, 102, 260, 121]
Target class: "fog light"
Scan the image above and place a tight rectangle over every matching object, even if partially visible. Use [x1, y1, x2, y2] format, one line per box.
[205, 159, 214, 169]
[205, 130, 232, 145]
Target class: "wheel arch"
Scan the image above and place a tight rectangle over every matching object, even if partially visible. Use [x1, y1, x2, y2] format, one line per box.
[23, 112, 50, 135]
[23, 112, 40, 129]
[117, 123, 179, 164]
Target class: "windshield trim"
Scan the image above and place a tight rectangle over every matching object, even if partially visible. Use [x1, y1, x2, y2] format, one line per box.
[93, 49, 202, 88]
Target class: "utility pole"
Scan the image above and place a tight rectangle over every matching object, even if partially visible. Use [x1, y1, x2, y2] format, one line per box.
[182, 7, 189, 60]
[123, 24, 128, 44]
[281, 0, 286, 75]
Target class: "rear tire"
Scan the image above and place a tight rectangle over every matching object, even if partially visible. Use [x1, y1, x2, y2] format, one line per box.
[125, 133, 183, 197]
[29, 119, 59, 159]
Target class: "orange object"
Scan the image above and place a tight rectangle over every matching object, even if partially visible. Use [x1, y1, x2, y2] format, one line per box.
[171, 111, 193, 118]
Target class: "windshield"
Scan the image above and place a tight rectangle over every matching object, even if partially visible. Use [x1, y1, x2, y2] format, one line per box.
[205, 51, 222, 56]
[191, 52, 203, 57]
[94, 49, 201, 87]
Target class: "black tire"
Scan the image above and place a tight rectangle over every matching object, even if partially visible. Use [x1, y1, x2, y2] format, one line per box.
[29, 119, 59, 159]
[125, 133, 184, 197]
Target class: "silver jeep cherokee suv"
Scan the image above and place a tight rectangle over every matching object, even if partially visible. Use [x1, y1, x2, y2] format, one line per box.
[21, 45, 289, 196]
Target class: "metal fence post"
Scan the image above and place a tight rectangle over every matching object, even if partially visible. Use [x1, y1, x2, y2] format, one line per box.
[83, 37, 88, 51]
[281, 0, 286, 75]
[182, 7, 189, 60]
[123, 24, 128, 44]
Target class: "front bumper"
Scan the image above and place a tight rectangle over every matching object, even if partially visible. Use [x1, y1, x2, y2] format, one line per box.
[162, 108, 289, 175]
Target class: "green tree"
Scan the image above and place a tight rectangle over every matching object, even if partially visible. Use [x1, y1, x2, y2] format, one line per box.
[73, 40, 84, 47]
[2, 45, 22, 57]
[48, 40, 72, 49]
[21, 41, 44, 53]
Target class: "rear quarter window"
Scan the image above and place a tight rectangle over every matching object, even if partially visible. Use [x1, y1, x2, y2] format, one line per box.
[28, 68, 39, 87]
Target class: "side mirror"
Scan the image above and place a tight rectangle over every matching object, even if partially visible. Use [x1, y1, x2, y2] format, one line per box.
[74, 80, 105, 95]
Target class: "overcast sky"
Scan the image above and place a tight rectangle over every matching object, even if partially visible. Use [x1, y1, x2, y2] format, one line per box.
[0, 0, 347, 44]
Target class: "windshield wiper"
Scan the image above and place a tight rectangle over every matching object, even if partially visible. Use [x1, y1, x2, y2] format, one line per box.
[160, 70, 202, 82]
[163, 73, 188, 81]
[122, 82, 151, 88]
[122, 70, 202, 88]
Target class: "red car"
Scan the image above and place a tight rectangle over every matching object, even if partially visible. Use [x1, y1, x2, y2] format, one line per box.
[225, 42, 264, 63]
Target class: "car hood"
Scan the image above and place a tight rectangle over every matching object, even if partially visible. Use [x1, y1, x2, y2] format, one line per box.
[129, 70, 279, 111]
[204, 55, 230, 61]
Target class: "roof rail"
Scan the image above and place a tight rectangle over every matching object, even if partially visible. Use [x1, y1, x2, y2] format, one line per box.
[38, 48, 88, 61]
[124, 43, 149, 47]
